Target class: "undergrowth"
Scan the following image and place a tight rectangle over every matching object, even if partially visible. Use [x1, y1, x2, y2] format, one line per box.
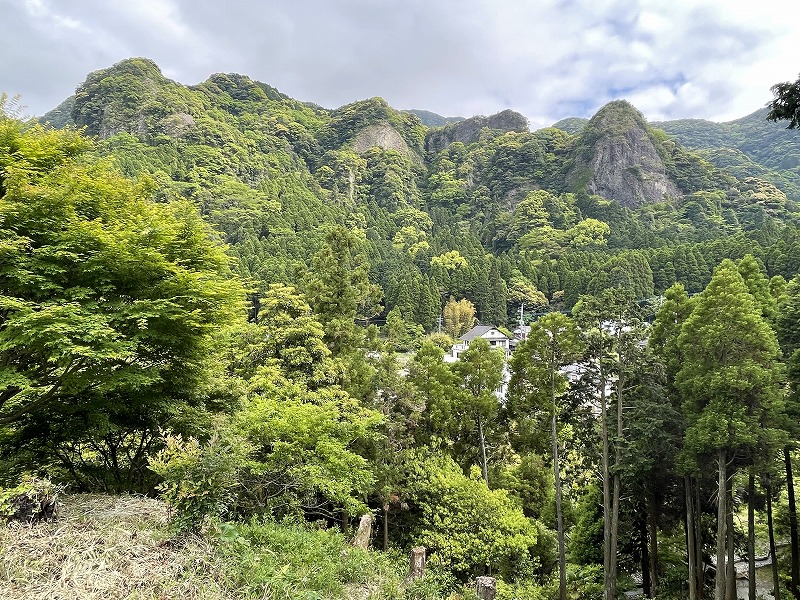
[0, 494, 461, 600]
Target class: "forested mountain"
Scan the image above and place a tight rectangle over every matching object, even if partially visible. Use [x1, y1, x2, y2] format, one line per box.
[654, 107, 800, 198]
[37, 58, 800, 330]
[5, 57, 800, 599]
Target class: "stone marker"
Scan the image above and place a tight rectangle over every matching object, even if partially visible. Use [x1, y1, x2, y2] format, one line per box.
[408, 546, 426, 580]
[476, 576, 497, 600]
[352, 513, 373, 549]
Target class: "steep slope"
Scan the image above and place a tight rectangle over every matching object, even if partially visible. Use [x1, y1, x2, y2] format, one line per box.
[318, 97, 426, 161]
[425, 109, 529, 154]
[654, 108, 800, 198]
[70, 57, 206, 140]
[35, 57, 800, 323]
[567, 100, 682, 208]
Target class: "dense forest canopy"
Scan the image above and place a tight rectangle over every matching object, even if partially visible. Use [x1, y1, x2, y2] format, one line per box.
[2, 59, 800, 599]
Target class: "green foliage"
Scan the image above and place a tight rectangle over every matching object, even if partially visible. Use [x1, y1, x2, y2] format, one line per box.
[306, 225, 373, 355]
[768, 72, 800, 129]
[217, 517, 389, 600]
[237, 283, 337, 387]
[72, 58, 204, 140]
[0, 113, 244, 488]
[568, 484, 604, 565]
[405, 451, 540, 581]
[149, 427, 250, 532]
[677, 260, 784, 466]
[11, 57, 800, 597]
[508, 313, 584, 447]
[150, 373, 383, 527]
[238, 372, 382, 517]
[658, 107, 800, 197]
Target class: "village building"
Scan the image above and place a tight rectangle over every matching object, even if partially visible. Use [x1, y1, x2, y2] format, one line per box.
[449, 324, 512, 361]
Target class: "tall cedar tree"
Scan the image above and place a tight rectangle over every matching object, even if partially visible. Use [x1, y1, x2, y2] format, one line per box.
[777, 275, 800, 597]
[508, 312, 583, 600]
[676, 260, 784, 600]
[574, 288, 646, 600]
[649, 284, 702, 598]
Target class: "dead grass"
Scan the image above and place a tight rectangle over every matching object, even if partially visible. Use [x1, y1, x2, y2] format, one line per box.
[0, 494, 232, 600]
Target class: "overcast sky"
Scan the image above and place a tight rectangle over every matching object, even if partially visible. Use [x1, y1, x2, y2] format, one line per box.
[2, 0, 799, 128]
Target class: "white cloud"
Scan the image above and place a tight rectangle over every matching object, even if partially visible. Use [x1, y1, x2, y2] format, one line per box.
[1, 0, 799, 126]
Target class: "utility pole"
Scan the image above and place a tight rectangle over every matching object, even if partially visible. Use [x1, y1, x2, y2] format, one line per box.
[437, 313, 443, 334]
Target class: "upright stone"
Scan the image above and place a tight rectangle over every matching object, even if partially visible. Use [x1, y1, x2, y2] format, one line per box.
[476, 576, 497, 600]
[408, 546, 426, 580]
[352, 513, 374, 549]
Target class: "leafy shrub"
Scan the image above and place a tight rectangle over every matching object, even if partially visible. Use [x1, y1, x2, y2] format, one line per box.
[405, 451, 542, 581]
[149, 426, 250, 532]
[235, 373, 382, 518]
[150, 375, 383, 529]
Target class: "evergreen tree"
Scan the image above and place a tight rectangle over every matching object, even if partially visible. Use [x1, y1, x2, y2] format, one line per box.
[451, 338, 505, 485]
[677, 260, 784, 600]
[306, 225, 371, 355]
[574, 288, 647, 600]
[509, 312, 583, 600]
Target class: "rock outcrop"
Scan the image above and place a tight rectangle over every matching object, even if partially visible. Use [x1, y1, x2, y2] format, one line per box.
[425, 109, 529, 154]
[567, 100, 681, 208]
[71, 58, 200, 140]
[351, 122, 419, 162]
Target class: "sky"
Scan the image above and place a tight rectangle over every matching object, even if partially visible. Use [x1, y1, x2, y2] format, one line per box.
[2, 0, 800, 129]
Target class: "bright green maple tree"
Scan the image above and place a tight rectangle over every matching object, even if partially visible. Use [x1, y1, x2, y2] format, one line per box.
[0, 114, 243, 471]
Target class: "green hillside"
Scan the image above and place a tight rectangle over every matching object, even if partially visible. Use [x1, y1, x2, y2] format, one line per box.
[654, 107, 800, 198]
[35, 59, 800, 325]
[5, 58, 800, 600]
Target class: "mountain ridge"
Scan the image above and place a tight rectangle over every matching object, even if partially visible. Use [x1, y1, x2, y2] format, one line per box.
[31, 57, 800, 325]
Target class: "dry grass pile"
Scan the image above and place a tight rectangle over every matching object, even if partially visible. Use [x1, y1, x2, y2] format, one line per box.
[0, 494, 231, 600]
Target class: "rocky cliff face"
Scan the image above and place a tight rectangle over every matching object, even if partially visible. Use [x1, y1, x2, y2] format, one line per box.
[351, 122, 421, 163]
[568, 100, 681, 208]
[425, 109, 529, 154]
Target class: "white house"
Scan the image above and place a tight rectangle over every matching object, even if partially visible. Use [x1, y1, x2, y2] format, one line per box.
[449, 324, 512, 361]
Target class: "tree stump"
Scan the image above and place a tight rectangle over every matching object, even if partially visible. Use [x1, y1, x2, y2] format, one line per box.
[408, 546, 426, 580]
[476, 576, 497, 600]
[352, 513, 373, 549]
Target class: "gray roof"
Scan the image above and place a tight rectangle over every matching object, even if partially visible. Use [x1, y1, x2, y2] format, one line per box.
[460, 325, 509, 342]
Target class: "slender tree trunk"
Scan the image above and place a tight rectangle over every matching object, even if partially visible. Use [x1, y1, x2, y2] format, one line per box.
[477, 414, 489, 486]
[726, 476, 736, 600]
[687, 476, 700, 600]
[748, 472, 756, 600]
[383, 502, 389, 552]
[696, 477, 705, 599]
[342, 510, 351, 533]
[766, 474, 781, 600]
[600, 363, 613, 600]
[641, 512, 652, 597]
[610, 470, 621, 600]
[648, 489, 659, 598]
[608, 371, 624, 600]
[786, 446, 799, 599]
[551, 369, 567, 600]
[716, 449, 728, 600]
